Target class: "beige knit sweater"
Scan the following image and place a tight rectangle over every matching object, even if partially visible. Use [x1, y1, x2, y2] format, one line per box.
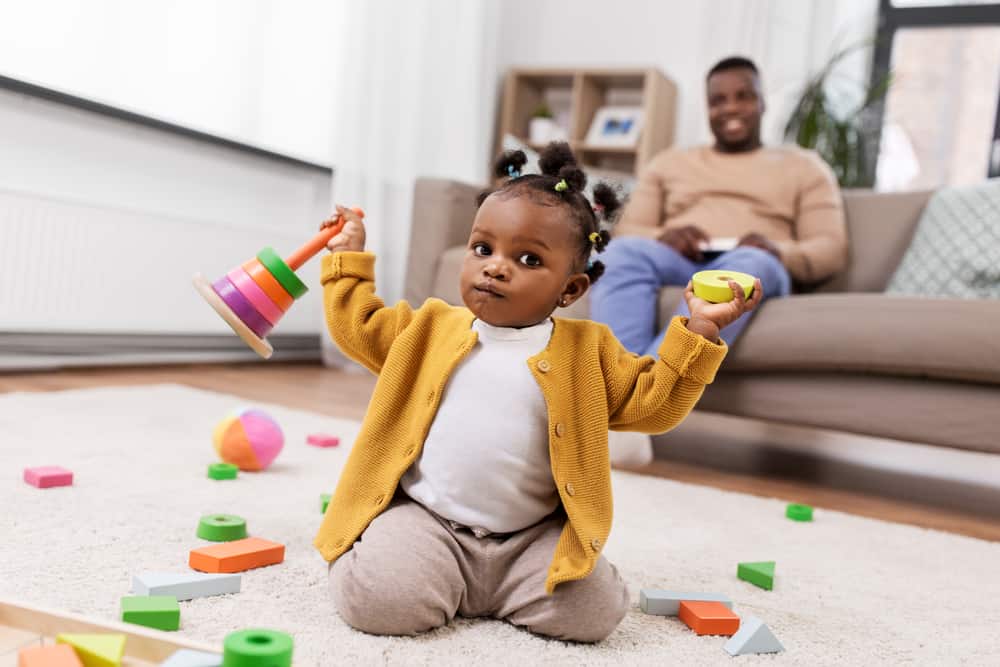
[314, 251, 727, 593]
[617, 145, 848, 284]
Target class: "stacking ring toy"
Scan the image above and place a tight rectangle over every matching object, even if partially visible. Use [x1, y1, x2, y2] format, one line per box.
[223, 628, 293, 667]
[194, 207, 364, 358]
[691, 269, 756, 303]
[197, 514, 248, 542]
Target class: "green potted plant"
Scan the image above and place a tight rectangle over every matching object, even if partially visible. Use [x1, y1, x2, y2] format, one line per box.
[784, 42, 892, 188]
[529, 102, 557, 144]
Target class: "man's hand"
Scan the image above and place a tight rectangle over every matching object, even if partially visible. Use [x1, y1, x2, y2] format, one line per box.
[323, 205, 366, 253]
[658, 225, 710, 261]
[737, 232, 781, 260]
[683, 277, 764, 343]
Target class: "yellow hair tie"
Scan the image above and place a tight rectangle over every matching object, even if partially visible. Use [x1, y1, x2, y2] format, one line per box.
[554, 179, 568, 192]
[589, 232, 600, 244]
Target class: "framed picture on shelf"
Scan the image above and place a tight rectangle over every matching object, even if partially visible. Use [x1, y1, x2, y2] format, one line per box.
[585, 106, 644, 148]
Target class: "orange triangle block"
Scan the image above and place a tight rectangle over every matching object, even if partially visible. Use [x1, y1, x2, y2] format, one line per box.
[678, 600, 740, 636]
[189, 536, 284, 573]
[55, 634, 126, 667]
[18, 644, 83, 667]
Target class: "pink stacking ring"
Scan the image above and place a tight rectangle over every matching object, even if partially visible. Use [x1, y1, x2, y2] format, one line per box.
[227, 267, 284, 325]
[212, 276, 273, 339]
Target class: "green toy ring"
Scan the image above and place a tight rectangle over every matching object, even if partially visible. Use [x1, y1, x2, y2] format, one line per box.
[223, 628, 293, 667]
[691, 269, 756, 303]
[256, 248, 308, 300]
[208, 462, 239, 480]
[785, 503, 814, 522]
[197, 514, 248, 542]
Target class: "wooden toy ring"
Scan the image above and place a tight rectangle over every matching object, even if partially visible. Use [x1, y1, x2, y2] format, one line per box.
[242, 259, 294, 312]
[257, 247, 308, 299]
[227, 267, 284, 326]
[208, 462, 239, 480]
[212, 276, 273, 339]
[197, 514, 248, 542]
[224, 629, 293, 667]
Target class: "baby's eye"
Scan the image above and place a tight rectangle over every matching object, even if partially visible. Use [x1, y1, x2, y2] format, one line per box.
[472, 242, 491, 256]
[519, 253, 542, 267]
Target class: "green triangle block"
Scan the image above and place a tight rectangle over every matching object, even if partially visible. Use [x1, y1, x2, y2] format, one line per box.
[737, 561, 775, 590]
[56, 633, 126, 667]
[121, 595, 180, 631]
[320, 493, 331, 514]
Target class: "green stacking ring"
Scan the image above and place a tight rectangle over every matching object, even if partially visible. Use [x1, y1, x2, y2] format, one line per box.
[197, 514, 248, 542]
[223, 628, 293, 667]
[208, 462, 239, 480]
[786, 503, 814, 522]
[256, 247, 308, 299]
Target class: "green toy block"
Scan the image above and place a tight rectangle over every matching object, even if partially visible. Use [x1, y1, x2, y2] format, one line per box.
[121, 595, 180, 631]
[786, 503, 813, 521]
[320, 493, 331, 514]
[197, 514, 248, 542]
[208, 463, 239, 480]
[737, 561, 775, 590]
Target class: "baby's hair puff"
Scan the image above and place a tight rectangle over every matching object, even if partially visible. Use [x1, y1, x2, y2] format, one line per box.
[478, 142, 622, 284]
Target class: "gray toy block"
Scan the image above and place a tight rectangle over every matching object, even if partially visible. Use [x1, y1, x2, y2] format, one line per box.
[160, 649, 223, 667]
[639, 589, 733, 616]
[132, 571, 241, 600]
[724, 615, 785, 656]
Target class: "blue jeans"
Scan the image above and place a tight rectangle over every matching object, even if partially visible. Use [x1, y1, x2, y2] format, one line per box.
[590, 237, 791, 356]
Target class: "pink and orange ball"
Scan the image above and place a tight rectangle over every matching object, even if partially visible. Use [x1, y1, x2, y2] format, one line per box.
[212, 408, 284, 471]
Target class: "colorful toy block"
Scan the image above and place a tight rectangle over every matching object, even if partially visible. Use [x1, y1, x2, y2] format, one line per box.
[160, 649, 223, 667]
[320, 493, 331, 514]
[678, 600, 740, 636]
[207, 463, 238, 480]
[723, 614, 784, 656]
[132, 571, 241, 600]
[55, 633, 126, 667]
[120, 595, 180, 631]
[223, 629, 293, 667]
[23, 466, 73, 489]
[737, 561, 775, 590]
[17, 644, 83, 667]
[306, 433, 340, 448]
[639, 589, 733, 616]
[786, 503, 813, 521]
[196, 514, 247, 542]
[189, 537, 284, 573]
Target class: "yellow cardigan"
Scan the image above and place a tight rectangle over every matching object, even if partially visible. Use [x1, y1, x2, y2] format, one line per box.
[314, 252, 728, 593]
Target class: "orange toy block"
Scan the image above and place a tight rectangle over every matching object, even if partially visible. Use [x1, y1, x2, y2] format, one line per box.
[189, 536, 284, 573]
[678, 600, 741, 636]
[18, 644, 83, 667]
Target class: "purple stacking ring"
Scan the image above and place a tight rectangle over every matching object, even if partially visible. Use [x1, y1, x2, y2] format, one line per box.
[212, 276, 273, 339]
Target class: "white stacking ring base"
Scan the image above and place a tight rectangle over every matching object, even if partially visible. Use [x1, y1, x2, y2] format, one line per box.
[193, 273, 273, 359]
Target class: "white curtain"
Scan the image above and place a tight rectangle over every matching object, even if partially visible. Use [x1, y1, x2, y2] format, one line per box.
[327, 0, 501, 304]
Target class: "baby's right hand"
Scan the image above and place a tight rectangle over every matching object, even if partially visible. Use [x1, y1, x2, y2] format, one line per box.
[323, 205, 366, 253]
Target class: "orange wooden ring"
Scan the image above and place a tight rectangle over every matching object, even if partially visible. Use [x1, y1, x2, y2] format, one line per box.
[242, 259, 294, 312]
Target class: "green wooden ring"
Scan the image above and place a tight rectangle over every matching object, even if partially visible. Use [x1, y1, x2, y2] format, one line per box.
[785, 503, 814, 522]
[197, 514, 248, 542]
[256, 247, 308, 299]
[208, 462, 239, 480]
[223, 628, 293, 667]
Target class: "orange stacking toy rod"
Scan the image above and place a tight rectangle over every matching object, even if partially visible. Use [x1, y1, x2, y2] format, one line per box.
[193, 207, 364, 359]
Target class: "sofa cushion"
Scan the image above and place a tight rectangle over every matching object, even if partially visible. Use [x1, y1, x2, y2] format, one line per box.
[722, 293, 1000, 384]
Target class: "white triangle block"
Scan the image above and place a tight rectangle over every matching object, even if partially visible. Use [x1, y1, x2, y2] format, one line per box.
[161, 649, 223, 666]
[132, 571, 240, 600]
[724, 615, 784, 656]
[639, 589, 733, 616]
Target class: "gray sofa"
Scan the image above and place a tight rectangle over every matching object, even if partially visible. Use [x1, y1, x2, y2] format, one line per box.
[404, 178, 1000, 459]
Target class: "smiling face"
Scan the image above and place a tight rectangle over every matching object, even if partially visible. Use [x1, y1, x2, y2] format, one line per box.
[707, 67, 764, 153]
[460, 193, 590, 328]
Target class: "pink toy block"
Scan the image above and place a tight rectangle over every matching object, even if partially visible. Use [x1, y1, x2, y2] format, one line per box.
[23, 466, 74, 488]
[306, 433, 340, 448]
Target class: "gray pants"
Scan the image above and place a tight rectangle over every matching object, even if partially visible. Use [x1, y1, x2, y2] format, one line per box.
[329, 496, 629, 642]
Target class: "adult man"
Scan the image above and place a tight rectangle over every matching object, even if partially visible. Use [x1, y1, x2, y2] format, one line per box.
[592, 56, 847, 465]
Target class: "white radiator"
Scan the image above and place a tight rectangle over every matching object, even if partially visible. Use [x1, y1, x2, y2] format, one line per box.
[0, 186, 324, 336]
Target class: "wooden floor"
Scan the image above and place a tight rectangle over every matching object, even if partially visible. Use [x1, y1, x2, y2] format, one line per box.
[4, 362, 998, 542]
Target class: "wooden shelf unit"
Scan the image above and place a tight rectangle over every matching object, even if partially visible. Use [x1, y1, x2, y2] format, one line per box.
[497, 67, 677, 176]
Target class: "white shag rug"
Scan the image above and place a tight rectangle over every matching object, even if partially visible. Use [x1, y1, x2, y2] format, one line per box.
[2, 384, 999, 666]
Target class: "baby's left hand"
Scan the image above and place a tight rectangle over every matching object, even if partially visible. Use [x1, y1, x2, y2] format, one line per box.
[683, 278, 764, 342]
